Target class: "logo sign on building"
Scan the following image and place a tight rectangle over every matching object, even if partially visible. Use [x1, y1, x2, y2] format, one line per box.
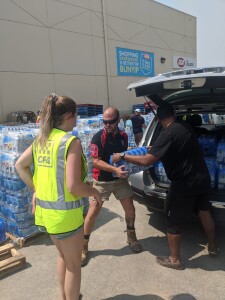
[116, 47, 154, 77]
[173, 55, 197, 69]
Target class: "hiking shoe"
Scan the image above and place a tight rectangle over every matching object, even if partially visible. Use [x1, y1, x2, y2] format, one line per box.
[81, 239, 89, 267]
[207, 244, 219, 257]
[156, 256, 185, 270]
[126, 229, 142, 253]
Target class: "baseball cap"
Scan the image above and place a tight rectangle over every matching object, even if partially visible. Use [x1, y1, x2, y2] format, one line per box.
[135, 108, 141, 113]
[156, 102, 174, 120]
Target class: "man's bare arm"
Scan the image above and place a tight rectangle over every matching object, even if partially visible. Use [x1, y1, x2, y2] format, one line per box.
[93, 157, 128, 178]
[113, 153, 158, 167]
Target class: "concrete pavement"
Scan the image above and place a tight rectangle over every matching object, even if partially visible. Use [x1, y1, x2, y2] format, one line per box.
[1, 196, 225, 300]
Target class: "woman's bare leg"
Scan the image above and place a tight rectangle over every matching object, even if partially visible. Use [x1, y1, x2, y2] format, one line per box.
[51, 227, 84, 300]
[50, 236, 66, 300]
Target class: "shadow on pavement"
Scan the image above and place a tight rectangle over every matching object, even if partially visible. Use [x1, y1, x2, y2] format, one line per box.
[170, 294, 197, 300]
[142, 211, 225, 272]
[102, 294, 197, 300]
[88, 209, 225, 272]
[147, 211, 167, 233]
[85, 242, 139, 264]
[1, 261, 32, 280]
[27, 234, 53, 247]
[94, 206, 122, 232]
[102, 294, 164, 300]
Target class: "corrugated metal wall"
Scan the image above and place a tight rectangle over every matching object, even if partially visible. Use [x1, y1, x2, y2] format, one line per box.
[0, 0, 196, 121]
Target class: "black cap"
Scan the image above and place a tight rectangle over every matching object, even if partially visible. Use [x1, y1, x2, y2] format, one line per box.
[156, 102, 174, 120]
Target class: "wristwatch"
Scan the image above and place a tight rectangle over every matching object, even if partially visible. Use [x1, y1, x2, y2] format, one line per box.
[120, 152, 125, 160]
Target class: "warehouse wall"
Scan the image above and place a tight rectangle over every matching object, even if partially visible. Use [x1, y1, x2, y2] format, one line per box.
[0, 0, 196, 121]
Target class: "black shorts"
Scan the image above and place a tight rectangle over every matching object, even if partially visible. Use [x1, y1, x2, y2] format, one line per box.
[165, 188, 211, 223]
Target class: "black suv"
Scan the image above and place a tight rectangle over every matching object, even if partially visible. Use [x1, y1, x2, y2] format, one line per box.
[128, 67, 225, 227]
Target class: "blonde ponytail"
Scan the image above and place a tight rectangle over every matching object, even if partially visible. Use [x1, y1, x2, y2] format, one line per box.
[35, 94, 77, 147]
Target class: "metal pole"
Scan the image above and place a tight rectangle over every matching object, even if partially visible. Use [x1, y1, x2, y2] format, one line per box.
[101, 0, 112, 107]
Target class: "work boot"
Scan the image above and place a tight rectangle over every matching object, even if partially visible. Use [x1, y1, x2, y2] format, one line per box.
[81, 239, 89, 267]
[126, 229, 142, 253]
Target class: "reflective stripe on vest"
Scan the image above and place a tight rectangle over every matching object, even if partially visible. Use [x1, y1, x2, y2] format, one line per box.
[36, 198, 83, 210]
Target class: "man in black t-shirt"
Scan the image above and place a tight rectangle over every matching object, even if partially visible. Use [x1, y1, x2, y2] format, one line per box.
[113, 102, 217, 270]
[131, 108, 146, 145]
[81, 107, 142, 266]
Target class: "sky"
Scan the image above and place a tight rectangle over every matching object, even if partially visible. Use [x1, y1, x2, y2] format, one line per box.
[155, 0, 225, 67]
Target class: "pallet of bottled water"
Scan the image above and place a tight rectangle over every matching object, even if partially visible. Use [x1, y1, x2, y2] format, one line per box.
[72, 116, 104, 181]
[0, 124, 39, 238]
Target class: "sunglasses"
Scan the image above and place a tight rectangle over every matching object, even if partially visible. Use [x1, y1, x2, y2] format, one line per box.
[103, 117, 118, 125]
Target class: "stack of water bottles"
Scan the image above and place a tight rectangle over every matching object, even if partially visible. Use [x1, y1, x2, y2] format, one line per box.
[216, 136, 225, 190]
[143, 113, 155, 127]
[0, 124, 39, 237]
[125, 126, 136, 148]
[0, 217, 6, 243]
[125, 112, 155, 148]
[72, 116, 104, 181]
[198, 134, 218, 189]
[198, 134, 225, 190]
[198, 134, 218, 157]
[109, 146, 149, 176]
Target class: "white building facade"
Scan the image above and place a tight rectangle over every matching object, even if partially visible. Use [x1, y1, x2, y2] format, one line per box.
[0, 0, 196, 121]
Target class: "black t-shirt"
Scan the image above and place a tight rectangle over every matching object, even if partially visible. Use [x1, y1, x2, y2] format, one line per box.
[90, 128, 128, 181]
[131, 115, 145, 134]
[149, 121, 210, 192]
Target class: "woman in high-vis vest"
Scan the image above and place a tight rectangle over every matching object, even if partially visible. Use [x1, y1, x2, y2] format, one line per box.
[16, 94, 102, 300]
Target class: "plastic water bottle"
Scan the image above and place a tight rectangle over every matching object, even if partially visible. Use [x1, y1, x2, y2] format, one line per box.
[118, 119, 125, 130]
[198, 135, 208, 156]
[217, 164, 225, 190]
[110, 147, 148, 167]
[143, 113, 154, 126]
[216, 137, 225, 164]
[72, 129, 79, 137]
[7, 221, 18, 236]
[17, 225, 38, 237]
[126, 146, 148, 156]
[0, 217, 6, 242]
[205, 157, 217, 188]
[125, 119, 132, 128]
[217, 142, 223, 163]
[154, 161, 170, 183]
[109, 146, 149, 176]
[154, 161, 160, 177]
[210, 134, 217, 156]
[222, 141, 225, 164]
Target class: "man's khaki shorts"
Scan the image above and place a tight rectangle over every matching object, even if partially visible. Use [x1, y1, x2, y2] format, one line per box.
[93, 178, 133, 201]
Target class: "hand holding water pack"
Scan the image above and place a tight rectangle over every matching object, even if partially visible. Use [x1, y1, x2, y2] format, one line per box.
[109, 146, 149, 177]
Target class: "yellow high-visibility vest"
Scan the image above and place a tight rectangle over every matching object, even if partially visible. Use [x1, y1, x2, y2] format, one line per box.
[32, 128, 87, 234]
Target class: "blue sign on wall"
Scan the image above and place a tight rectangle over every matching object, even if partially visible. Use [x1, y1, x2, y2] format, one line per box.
[116, 47, 154, 77]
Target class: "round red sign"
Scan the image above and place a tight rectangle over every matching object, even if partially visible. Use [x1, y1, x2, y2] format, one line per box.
[177, 58, 185, 68]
